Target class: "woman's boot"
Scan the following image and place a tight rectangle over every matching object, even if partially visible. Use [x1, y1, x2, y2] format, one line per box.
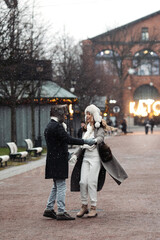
[87, 206, 97, 218]
[76, 204, 89, 218]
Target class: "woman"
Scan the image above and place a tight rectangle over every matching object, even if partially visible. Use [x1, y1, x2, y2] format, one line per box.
[70, 104, 128, 218]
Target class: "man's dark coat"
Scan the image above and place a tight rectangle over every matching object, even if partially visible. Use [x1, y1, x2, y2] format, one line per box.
[44, 119, 84, 179]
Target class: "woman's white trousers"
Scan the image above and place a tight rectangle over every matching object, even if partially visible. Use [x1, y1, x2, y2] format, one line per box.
[79, 149, 101, 206]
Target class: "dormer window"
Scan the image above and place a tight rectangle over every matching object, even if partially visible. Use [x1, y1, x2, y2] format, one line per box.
[141, 27, 149, 41]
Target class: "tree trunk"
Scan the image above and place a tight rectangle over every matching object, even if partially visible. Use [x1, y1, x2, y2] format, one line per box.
[31, 103, 35, 145]
[11, 104, 17, 142]
[118, 89, 125, 121]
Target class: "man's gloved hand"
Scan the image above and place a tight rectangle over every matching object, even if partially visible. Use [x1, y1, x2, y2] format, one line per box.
[83, 138, 96, 146]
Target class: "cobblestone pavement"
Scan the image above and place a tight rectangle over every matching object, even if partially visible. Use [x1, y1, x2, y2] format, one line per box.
[0, 127, 160, 240]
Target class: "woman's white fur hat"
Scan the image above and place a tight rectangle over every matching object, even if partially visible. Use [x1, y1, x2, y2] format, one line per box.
[85, 104, 102, 128]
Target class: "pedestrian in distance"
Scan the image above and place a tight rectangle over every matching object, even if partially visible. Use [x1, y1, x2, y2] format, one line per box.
[106, 118, 113, 135]
[114, 119, 118, 128]
[43, 104, 96, 221]
[70, 104, 128, 218]
[149, 118, 155, 134]
[121, 119, 127, 134]
[77, 120, 87, 138]
[144, 118, 150, 135]
[107, 118, 113, 126]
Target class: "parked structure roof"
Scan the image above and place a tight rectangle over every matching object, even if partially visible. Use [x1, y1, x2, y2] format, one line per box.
[40, 81, 77, 99]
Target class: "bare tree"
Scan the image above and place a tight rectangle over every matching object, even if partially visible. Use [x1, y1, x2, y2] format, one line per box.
[49, 31, 113, 114]
[0, 0, 49, 142]
[76, 39, 117, 113]
[49, 30, 81, 91]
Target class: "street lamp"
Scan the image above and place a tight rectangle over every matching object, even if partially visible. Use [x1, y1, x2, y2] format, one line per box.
[70, 79, 76, 93]
[127, 68, 136, 132]
[128, 68, 136, 75]
[69, 79, 77, 136]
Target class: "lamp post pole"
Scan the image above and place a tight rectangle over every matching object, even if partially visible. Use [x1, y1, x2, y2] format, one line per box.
[127, 68, 135, 132]
[70, 79, 77, 136]
[36, 66, 43, 147]
[38, 89, 41, 146]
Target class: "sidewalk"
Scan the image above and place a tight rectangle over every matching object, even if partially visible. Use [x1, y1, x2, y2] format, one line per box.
[0, 157, 46, 181]
[0, 148, 77, 181]
[0, 128, 160, 240]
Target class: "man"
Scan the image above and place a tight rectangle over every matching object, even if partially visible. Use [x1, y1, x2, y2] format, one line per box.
[149, 118, 155, 134]
[144, 118, 150, 135]
[43, 105, 96, 221]
[121, 119, 127, 134]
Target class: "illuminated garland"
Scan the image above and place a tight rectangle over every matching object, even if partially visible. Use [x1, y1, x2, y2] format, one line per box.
[0, 97, 78, 105]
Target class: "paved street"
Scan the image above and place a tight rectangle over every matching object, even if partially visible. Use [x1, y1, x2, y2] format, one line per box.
[0, 127, 160, 240]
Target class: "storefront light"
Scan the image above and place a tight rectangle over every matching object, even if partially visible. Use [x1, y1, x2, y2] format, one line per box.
[152, 101, 160, 115]
[129, 99, 160, 116]
[136, 100, 148, 117]
[144, 50, 148, 54]
[109, 100, 117, 104]
[69, 104, 74, 115]
[104, 50, 110, 55]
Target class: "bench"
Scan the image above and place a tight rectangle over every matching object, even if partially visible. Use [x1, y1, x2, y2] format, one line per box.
[24, 139, 43, 157]
[7, 142, 28, 161]
[0, 155, 9, 167]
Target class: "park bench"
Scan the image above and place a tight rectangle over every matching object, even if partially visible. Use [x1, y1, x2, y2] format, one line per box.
[0, 155, 9, 167]
[24, 139, 43, 157]
[6, 142, 28, 161]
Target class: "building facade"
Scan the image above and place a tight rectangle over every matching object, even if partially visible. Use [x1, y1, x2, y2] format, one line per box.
[82, 11, 160, 126]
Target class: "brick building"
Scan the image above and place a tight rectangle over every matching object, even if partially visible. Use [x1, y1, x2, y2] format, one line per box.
[82, 11, 160, 126]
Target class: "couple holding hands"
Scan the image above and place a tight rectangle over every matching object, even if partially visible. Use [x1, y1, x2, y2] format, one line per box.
[43, 104, 128, 221]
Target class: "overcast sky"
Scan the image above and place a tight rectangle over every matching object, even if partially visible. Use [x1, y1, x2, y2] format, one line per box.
[29, 0, 160, 42]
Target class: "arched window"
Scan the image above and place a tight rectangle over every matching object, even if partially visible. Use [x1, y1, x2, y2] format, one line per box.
[133, 50, 159, 76]
[134, 84, 159, 100]
[95, 49, 121, 75]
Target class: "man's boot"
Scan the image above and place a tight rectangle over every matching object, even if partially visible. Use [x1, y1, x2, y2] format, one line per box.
[57, 212, 75, 221]
[76, 204, 89, 218]
[87, 206, 97, 218]
[43, 209, 57, 219]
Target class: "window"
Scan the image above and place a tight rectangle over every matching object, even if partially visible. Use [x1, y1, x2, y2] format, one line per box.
[141, 27, 149, 41]
[133, 50, 159, 76]
[95, 49, 121, 75]
[134, 84, 159, 100]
